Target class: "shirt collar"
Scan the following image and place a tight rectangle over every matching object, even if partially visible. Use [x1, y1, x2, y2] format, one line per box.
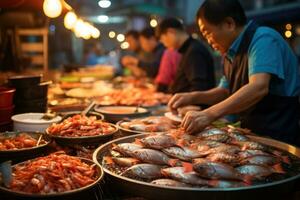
[226, 20, 253, 62]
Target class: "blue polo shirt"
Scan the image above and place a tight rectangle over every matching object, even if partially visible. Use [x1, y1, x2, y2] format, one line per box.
[218, 21, 300, 96]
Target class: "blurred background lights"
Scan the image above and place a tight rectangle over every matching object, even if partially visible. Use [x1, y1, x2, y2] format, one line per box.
[116, 33, 125, 42]
[97, 15, 109, 23]
[120, 41, 129, 49]
[43, 0, 62, 18]
[109, 31, 116, 38]
[150, 19, 158, 27]
[64, 11, 78, 30]
[98, 0, 111, 8]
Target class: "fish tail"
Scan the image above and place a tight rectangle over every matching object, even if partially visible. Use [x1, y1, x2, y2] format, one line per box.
[181, 162, 193, 172]
[103, 156, 114, 165]
[208, 180, 218, 187]
[281, 156, 291, 165]
[272, 163, 285, 174]
[242, 175, 253, 185]
[168, 159, 180, 167]
[134, 138, 143, 146]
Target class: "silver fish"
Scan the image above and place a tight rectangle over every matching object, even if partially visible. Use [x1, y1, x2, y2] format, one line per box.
[161, 167, 209, 186]
[151, 179, 190, 187]
[112, 143, 143, 157]
[162, 146, 205, 161]
[121, 164, 163, 179]
[240, 155, 282, 166]
[132, 148, 178, 166]
[193, 159, 244, 181]
[196, 128, 226, 137]
[236, 164, 284, 180]
[141, 134, 177, 149]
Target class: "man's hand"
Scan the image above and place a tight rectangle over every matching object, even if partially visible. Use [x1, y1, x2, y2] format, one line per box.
[181, 110, 216, 134]
[168, 92, 195, 114]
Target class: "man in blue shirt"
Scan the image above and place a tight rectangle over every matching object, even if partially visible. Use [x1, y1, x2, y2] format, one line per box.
[168, 0, 300, 145]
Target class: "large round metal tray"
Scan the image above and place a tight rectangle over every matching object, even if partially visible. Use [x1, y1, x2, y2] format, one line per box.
[0, 132, 51, 163]
[93, 134, 300, 200]
[0, 157, 103, 199]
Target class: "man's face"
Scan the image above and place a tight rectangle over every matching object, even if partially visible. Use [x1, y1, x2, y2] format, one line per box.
[126, 35, 139, 51]
[198, 18, 233, 54]
[139, 36, 155, 52]
[160, 29, 176, 49]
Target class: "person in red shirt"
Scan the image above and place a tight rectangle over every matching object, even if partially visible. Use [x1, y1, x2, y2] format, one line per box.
[155, 49, 181, 93]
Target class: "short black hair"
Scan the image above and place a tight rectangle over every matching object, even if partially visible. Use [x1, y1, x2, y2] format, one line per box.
[196, 0, 247, 27]
[156, 17, 184, 37]
[125, 30, 139, 39]
[139, 27, 155, 39]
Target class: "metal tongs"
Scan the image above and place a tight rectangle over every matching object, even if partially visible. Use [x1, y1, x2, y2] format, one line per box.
[81, 101, 96, 116]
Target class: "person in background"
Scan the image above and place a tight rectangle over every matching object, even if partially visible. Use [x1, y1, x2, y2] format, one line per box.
[156, 17, 215, 94]
[122, 30, 145, 60]
[168, 0, 300, 145]
[155, 49, 181, 93]
[121, 27, 165, 78]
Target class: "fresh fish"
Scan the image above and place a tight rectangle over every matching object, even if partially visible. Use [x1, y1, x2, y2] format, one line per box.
[240, 155, 282, 166]
[209, 180, 248, 188]
[162, 146, 205, 161]
[228, 131, 250, 142]
[161, 167, 209, 186]
[206, 152, 240, 165]
[193, 159, 245, 181]
[111, 157, 140, 167]
[236, 164, 285, 180]
[190, 140, 224, 152]
[128, 124, 147, 131]
[238, 150, 270, 159]
[121, 164, 163, 179]
[204, 144, 240, 155]
[112, 143, 143, 157]
[140, 134, 177, 149]
[132, 148, 178, 166]
[236, 141, 268, 151]
[196, 128, 226, 137]
[201, 134, 231, 143]
[151, 179, 190, 187]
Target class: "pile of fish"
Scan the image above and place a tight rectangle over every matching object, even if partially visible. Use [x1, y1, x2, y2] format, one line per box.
[102, 127, 293, 188]
[47, 114, 116, 137]
[119, 116, 175, 133]
[0, 133, 46, 150]
[9, 152, 97, 194]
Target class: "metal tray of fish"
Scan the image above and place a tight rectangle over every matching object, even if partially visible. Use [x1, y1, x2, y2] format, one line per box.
[93, 133, 300, 200]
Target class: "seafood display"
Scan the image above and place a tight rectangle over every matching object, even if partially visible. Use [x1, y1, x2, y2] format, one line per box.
[95, 88, 171, 107]
[100, 128, 300, 189]
[7, 152, 99, 194]
[118, 116, 176, 133]
[47, 114, 116, 137]
[0, 133, 46, 150]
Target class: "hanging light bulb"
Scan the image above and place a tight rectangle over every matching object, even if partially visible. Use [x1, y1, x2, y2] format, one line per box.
[43, 0, 62, 18]
[91, 27, 100, 39]
[64, 11, 77, 29]
[81, 22, 92, 39]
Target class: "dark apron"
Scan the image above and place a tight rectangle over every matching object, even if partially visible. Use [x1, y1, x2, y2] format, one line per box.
[223, 21, 300, 146]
